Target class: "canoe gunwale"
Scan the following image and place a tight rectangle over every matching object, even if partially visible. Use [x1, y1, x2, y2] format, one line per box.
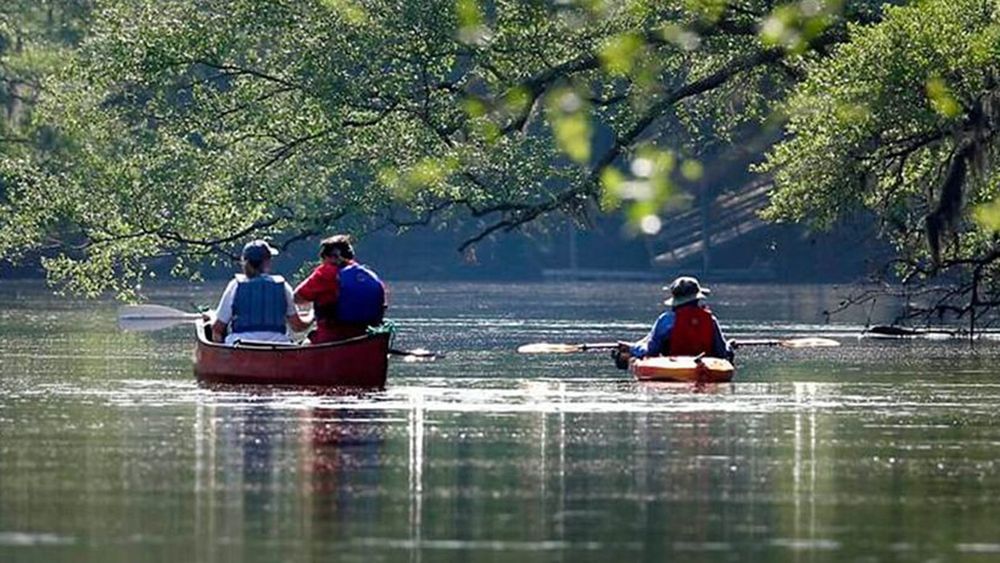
[194, 319, 377, 351]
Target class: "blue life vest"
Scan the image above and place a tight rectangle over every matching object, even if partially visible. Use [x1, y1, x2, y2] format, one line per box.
[231, 274, 288, 334]
[334, 263, 385, 324]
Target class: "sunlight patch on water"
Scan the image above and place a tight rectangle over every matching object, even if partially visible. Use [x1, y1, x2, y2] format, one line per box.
[0, 532, 75, 546]
[956, 543, 1000, 553]
[15, 377, 1000, 419]
[770, 538, 841, 550]
[351, 538, 642, 551]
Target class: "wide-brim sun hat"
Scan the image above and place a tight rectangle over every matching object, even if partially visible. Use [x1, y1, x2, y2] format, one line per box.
[663, 276, 709, 306]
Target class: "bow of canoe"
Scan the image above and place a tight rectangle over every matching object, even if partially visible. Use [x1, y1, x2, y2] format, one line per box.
[630, 356, 735, 383]
[194, 321, 389, 387]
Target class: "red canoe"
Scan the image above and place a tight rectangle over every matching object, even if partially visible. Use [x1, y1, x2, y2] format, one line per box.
[193, 321, 390, 387]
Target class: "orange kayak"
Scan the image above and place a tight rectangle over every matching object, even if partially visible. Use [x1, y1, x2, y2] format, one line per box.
[630, 356, 735, 383]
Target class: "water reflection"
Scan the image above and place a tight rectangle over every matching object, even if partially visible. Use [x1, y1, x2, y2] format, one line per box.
[193, 401, 387, 561]
[408, 391, 424, 563]
[6, 281, 1000, 561]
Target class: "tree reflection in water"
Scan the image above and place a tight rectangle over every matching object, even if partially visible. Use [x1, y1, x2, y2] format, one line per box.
[193, 396, 387, 560]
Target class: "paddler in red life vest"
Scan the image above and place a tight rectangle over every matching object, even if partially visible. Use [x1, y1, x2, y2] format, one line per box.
[211, 240, 313, 345]
[613, 276, 733, 368]
[293, 234, 387, 343]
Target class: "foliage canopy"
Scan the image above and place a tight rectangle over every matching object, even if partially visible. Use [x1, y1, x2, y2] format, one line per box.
[763, 0, 1000, 324]
[2, 0, 875, 296]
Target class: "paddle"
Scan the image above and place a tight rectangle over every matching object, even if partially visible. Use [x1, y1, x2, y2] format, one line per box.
[731, 337, 841, 348]
[516, 342, 619, 354]
[119, 303, 444, 358]
[517, 337, 840, 354]
[118, 304, 203, 331]
[863, 325, 956, 338]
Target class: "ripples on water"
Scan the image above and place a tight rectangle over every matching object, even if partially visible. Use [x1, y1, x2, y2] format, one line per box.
[2, 281, 1000, 562]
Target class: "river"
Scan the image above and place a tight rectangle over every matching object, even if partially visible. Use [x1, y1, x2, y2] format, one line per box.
[2, 281, 1000, 562]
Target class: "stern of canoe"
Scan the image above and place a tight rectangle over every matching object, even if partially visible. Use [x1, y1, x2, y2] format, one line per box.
[630, 356, 735, 383]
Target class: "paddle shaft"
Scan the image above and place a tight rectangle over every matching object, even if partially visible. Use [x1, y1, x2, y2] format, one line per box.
[731, 337, 840, 348]
[120, 313, 203, 321]
[519, 336, 838, 354]
[731, 339, 783, 347]
[578, 342, 619, 351]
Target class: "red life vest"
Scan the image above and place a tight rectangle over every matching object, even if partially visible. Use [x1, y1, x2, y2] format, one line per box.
[667, 305, 715, 356]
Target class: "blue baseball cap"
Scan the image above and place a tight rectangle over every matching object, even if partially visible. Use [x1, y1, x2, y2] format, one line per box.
[242, 240, 279, 264]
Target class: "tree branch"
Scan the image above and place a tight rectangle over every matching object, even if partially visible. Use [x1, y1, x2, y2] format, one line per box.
[458, 45, 787, 252]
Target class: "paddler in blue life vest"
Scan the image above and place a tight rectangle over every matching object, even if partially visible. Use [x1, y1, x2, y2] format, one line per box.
[613, 276, 733, 368]
[293, 234, 387, 343]
[211, 240, 313, 345]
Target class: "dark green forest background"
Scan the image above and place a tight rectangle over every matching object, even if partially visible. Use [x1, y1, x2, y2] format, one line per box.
[3, 0, 1000, 324]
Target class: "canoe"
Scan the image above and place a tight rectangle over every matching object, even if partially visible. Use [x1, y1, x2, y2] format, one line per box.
[194, 321, 389, 387]
[630, 356, 735, 383]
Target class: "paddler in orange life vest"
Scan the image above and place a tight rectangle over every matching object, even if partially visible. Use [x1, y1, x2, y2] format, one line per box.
[211, 240, 313, 345]
[613, 276, 733, 368]
[293, 234, 387, 343]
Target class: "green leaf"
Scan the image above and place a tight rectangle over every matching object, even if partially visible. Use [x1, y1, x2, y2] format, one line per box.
[546, 88, 592, 164]
[926, 76, 961, 118]
[599, 33, 643, 76]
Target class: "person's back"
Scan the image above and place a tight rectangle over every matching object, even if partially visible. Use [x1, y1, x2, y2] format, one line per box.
[229, 274, 290, 337]
[294, 235, 386, 344]
[212, 240, 312, 345]
[331, 262, 385, 325]
[615, 276, 731, 367]
[667, 301, 717, 356]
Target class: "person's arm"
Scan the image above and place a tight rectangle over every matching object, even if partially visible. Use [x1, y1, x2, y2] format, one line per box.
[211, 280, 237, 343]
[211, 321, 227, 343]
[284, 282, 313, 333]
[631, 311, 674, 359]
[294, 265, 337, 306]
[710, 315, 733, 361]
[293, 270, 317, 305]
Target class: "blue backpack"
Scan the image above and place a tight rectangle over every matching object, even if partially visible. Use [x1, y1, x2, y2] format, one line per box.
[335, 264, 385, 324]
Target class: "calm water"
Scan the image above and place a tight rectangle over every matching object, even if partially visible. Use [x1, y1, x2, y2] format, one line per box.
[3, 281, 1000, 562]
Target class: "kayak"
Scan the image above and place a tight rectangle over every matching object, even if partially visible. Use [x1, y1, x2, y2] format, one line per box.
[630, 356, 735, 383]
[193, 321, 389, 387]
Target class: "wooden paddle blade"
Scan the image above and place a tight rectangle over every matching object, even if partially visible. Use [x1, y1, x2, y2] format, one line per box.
[118, 315, 201, 332]
[119, 304, 191, 318]
[779, 337, 841, 348]
[516, 343, 585, 354]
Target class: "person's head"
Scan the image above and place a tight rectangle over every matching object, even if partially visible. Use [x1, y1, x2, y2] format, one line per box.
[241, 240, 279, 277]
[663, 276, 709, 308]
[319, 234, 355, 265]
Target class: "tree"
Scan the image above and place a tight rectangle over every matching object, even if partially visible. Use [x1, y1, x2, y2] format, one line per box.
[0, 0, 879, 297]
[1, 1, 93, 280]
[762, 0, 1000, 328]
